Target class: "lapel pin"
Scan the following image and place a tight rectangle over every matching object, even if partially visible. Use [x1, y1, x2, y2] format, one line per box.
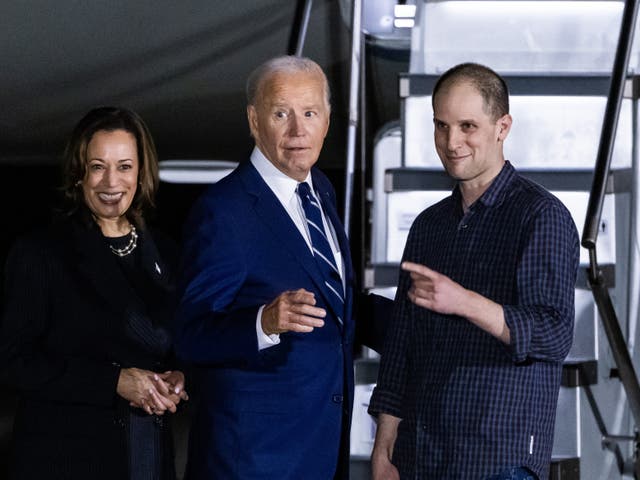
[155, 262, 162, 275]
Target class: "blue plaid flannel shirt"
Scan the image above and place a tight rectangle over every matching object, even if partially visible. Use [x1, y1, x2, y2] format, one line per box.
[369, 161, 580, 480]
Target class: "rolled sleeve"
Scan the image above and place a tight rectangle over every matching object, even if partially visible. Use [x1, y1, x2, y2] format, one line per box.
[504, 202, 579, 363]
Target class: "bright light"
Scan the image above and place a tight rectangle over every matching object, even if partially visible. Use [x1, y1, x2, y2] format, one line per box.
[394, 18, 415, 28]
[394, 4, 417, 18]
[158, 160, 237, 184]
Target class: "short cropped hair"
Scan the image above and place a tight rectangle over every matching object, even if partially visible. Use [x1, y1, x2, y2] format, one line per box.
[432, 63, 509, 121]
[246, 55, 331, 110]
[61, 106, 159, 224]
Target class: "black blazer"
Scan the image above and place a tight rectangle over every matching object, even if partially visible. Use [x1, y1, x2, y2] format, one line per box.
[0, 214, 178, 479]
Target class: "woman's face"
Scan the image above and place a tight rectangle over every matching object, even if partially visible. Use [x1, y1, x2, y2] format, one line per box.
[82, 129, 139, 229]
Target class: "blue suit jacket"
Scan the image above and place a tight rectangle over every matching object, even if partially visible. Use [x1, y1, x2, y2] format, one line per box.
[175, 160, 356, 479]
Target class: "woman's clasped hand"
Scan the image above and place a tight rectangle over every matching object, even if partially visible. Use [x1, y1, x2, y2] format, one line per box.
[117, 368, 189, 415]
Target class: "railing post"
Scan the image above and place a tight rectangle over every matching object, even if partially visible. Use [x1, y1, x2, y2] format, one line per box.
[582, 0, 640, 431]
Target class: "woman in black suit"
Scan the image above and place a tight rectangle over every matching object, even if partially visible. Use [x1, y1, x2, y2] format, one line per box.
[0, 107, 188, 479]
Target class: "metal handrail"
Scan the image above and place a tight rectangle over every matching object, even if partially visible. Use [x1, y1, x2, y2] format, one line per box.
[582, 0, 640, 429]
[343, 0, 362, 237]
[288, 0, 314, 56]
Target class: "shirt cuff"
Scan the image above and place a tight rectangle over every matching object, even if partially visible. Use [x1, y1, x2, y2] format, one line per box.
[368, 386, 404, 419]
[503, 305, 532, 363]
[256, 305, 280, 350]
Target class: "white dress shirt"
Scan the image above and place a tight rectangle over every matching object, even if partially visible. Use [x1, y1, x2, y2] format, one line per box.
[250, 147, 344, 349]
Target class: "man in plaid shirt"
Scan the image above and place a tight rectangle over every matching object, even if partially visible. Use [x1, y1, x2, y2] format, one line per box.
[368, 63, 580, 480]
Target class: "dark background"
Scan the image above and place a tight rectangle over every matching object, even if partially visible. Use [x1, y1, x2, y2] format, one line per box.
[0, 0, 408, 270]
[0, 1, 409, 475]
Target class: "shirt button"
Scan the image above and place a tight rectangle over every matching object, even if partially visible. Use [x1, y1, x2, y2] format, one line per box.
[332, 394, 343, 403]
[461, 224, 468, 229]
[422, 423, 428, 431]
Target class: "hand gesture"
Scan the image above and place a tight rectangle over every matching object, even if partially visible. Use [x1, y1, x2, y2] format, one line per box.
[261, 288, 326, 335]
[402, 261, 509, 342]
[402, 261, 466, 316]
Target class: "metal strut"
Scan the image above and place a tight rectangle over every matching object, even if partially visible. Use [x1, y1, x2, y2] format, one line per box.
[582, 0, 640, 474]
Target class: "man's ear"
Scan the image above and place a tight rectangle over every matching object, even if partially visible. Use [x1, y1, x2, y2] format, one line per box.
[497, 113, 512, 142]
[322, 114, 330, 139]
[247, 105, 258, 138]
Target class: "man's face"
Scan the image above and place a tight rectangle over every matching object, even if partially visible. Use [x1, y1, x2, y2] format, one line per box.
[433, 81, 511, 187]
[247, 70, 330, 182]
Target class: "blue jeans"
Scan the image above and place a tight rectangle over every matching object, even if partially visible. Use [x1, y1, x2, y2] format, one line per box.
[484, 466, 538, 480]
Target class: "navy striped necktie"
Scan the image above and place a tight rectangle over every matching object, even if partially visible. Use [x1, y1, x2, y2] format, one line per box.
[297, 182, 344, 324]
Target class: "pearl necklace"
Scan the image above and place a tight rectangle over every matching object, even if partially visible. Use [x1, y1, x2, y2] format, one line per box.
[109, 225, 138, 257]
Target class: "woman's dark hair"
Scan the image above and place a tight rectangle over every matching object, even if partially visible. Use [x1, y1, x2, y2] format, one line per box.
[61, 106, 159, 224]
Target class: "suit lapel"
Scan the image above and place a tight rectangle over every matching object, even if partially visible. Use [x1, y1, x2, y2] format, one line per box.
[239, 162, 344, 326]
[62, 217, 146, 319]
[136, 228, 173, 292]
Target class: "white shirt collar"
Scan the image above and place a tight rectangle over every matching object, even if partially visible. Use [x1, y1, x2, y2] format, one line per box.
[250, 147, 314, 202]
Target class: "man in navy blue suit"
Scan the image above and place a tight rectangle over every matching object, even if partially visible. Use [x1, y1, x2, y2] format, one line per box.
[174, 56, 386, 479]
